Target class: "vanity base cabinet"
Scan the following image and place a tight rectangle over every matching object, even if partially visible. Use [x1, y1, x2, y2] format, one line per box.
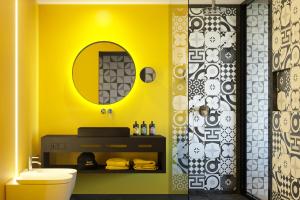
[41, 135, 166, 173]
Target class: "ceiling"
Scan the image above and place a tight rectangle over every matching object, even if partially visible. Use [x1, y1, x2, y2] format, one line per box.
[37, 0, 245, 4]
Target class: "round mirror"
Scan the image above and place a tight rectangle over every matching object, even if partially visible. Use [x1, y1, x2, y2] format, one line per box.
[140, 67, 156, 83]
[73, 41, 136, 104]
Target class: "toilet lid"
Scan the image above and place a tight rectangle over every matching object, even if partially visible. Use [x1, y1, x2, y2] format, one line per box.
[16, 173, 73, 185]
[31, 168, 77, 176]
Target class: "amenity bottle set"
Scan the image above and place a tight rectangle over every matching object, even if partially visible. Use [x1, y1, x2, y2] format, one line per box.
[133, 121, 156, 136]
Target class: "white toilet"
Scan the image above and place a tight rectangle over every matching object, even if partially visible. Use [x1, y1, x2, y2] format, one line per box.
[6, 169, 77, 200]
[32, 168, 78, 197]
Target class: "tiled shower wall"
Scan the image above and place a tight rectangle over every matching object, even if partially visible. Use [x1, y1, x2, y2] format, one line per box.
[188, 6, 238, 191]
[272, 0, 300, 199]
[246, 2, 269, 200]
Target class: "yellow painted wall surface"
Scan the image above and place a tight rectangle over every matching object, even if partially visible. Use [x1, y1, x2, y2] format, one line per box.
[18, 0, 39, 172]
[0, 0, 15, 199]
[0, 0, 38, 199]
[39, 5, 171, 194]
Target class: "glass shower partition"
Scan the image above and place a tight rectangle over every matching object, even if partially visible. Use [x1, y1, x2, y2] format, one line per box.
[171, 1, 271, 199]
[171, 2, 189, 194]
[187, 3, 240, 193]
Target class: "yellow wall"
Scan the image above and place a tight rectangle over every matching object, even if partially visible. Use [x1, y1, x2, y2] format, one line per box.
[0, 0, 15, 199]
[0, 0, 38, 199]
[39, 5, 171, 194]
[19, 0, 39, 172]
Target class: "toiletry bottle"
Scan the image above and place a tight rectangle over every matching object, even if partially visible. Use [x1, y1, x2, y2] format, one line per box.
[149, 121, 156, 136]
[141, 121, 147, 136]
[133, 121, 139, 136]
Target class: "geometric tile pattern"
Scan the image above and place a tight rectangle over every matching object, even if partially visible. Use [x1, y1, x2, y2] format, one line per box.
[246, 2, 269, 200]
[171, 5, 189, 193]
[272, 0, 300, 200]
[188, 6, 237, 191]
[272, 111, 300, 200]
[99, 52, 135, 104]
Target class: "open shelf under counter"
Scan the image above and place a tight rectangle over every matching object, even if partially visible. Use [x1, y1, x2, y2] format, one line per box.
[41, 135, 166, 174]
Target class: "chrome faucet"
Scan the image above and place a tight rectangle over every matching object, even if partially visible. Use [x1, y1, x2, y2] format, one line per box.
[29, 156, 42, 171]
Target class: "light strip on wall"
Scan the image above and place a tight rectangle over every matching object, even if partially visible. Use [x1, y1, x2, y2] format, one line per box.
[14, 0, 19, 178]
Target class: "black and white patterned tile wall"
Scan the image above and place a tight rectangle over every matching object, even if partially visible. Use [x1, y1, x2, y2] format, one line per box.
[99, 52, 135, 104]
[272, 0, 300, 199]
[246, 2, 269, 200]
[171, 6, 189, 193]
[188, 6, 237, 191]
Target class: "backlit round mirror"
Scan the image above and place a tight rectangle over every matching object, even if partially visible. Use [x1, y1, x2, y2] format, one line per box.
[73, 41, 136, 104]
[140, 67, 156, 83]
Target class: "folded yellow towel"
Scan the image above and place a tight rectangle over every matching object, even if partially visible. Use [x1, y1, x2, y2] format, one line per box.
[105, 165, 129, 170]
[134, 165, 158, 171]
[133, 159, 157, 171]
[106, 158, 129, 167]
[133, 159, 156, 166]
[134, 164, 156, 168]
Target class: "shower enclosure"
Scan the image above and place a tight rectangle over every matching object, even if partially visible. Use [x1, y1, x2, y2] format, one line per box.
[188, 4, 240, 192]
[171, 0, 271, 199]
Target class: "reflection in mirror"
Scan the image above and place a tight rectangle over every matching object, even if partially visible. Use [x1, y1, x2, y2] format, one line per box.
[140, 67, 156, 83]
[73, 42, 136, 105]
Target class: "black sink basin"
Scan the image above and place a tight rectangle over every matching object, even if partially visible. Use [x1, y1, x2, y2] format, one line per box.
[78, 127, 130, 137]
